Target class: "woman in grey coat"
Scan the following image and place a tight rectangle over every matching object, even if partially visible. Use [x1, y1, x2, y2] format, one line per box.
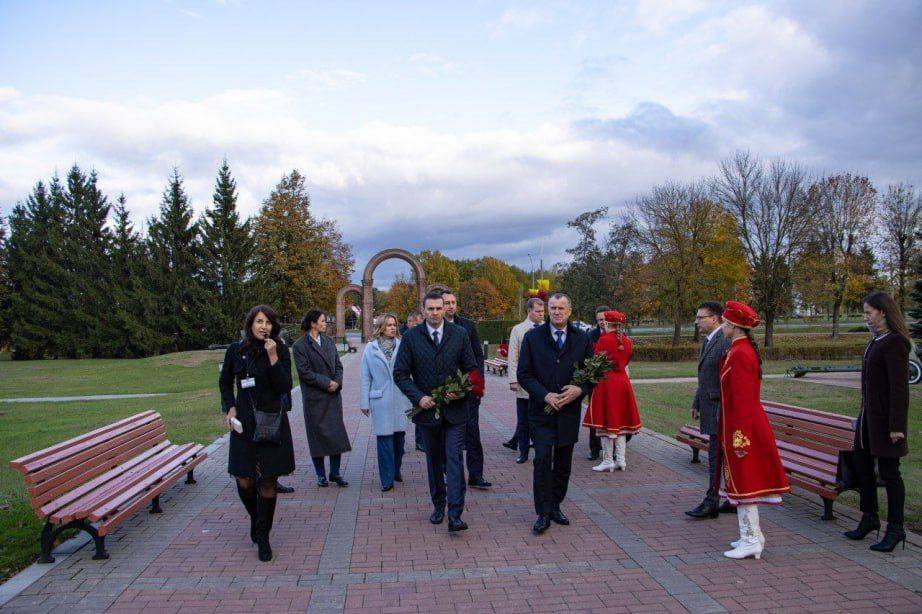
[293, 309, 352, 487]
[360, 314, 412, 491]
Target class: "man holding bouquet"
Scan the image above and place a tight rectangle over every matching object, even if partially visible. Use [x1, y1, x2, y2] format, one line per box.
[517, 293, 594, 534]
[394, 291, 478, 532]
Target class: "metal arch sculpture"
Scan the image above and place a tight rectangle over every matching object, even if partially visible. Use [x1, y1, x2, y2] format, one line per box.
[335, 248, 427, 342]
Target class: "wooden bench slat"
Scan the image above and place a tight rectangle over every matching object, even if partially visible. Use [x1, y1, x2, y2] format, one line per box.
[767, 413, 855, 440]
[51, 444, 190, 523]
[98, 452, 207, 536]
[9, 411, 159, 471]
[28, 427, 167, 504]
[37, 441, 173, 518]
[763, 403, 855, 429]
[22, 418, 163, 481]
[90, 445, 203, 523]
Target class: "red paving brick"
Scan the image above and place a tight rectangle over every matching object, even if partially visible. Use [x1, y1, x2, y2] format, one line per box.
[3, 344, 921, 613]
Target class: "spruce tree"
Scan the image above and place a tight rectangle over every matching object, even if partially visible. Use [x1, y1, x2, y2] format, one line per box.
[6, 179, 71, 358]
[201, 159, 254, 342]
[909, 250, 922, 340]
[148, 168, 210, 352]
[0, 220, 10, 349]
[111, 194, 165, 356]
[60, 165, 115, 357]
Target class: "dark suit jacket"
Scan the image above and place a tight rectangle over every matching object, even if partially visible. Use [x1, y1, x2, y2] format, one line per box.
[448, 314, 485, 375]
[517, 322, 594, 446]
[588, 325, 602, 346]
[393, 321, 478, 426]
[693, 328, 731, 435]
[858, 333, 910, 457]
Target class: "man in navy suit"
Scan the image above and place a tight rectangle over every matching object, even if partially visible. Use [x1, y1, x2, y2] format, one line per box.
[394, 291, 478, 532]
[442, 289, 492, 490]
[517, 293, 594, 534]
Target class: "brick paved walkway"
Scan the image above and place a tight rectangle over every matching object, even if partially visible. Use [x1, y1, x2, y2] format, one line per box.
[3, 349, 921, 613]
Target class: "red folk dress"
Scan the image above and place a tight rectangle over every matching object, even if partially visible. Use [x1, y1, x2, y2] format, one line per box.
[582, 331, 642, 436]
[718, 337, 790, 504]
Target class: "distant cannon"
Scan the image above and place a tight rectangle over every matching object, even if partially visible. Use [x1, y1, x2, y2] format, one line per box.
[786, 360, 921, 385]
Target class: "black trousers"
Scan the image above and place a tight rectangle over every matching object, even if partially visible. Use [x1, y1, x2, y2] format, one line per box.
[705, 436, 720, 505]
[420, 421, 466, 519]
[854, 446, 905, 526]
[465, 399, 485, 480]
[588, 428, 601, 454]
[516, 398, 531, 453]
[533, 443, 574, 515]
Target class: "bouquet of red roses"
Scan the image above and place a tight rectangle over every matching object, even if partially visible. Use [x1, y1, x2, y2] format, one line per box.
[406, 369, 483, 421]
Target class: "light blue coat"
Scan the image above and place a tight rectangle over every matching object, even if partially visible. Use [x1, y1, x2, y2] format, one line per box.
[360, 339, 411, 436]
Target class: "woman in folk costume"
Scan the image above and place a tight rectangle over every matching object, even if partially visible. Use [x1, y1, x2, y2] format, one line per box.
[582, 310, 641, 472]
[717, 301, 790, 560]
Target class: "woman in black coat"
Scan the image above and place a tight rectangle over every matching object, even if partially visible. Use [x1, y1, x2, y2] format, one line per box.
[844, 292, 910, 552]
[293, 309, 352, 487]
[219, 305, 294, 562]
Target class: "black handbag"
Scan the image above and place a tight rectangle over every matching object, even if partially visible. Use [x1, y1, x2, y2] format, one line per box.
[252, 408, 282, 445]
[836, 450, 859, 492]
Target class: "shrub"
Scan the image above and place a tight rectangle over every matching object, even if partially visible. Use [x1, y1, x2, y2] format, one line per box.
[476, 319, 520, 344]
[630, 333, 869, 362]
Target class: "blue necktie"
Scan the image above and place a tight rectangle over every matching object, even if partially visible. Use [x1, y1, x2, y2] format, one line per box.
[555, 330, 564, 349]
[432, 330, 439, 345]
[533, 323, 540, 329]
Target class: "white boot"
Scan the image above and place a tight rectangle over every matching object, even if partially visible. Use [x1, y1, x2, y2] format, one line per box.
[614, 435, 627, 471]
[723, 504, 763, 560]
[592, 437, 615, 472]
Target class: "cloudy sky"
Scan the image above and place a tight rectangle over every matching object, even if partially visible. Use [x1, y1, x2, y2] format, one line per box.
[1, 0, 920, 284]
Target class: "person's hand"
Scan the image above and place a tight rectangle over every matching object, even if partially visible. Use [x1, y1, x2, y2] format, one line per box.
[890, 432, 905, 443]
[224, 406, 237, 431]
[420, 396, 436, 409]
[560, 385, 582, 404]
[264, 338, 278, 364]
[691, 408, 699, 420]
[445, 392, 463, 401]
[361, 408, 370, 417]
[328, 380, 340, 393]
[544, 393, 562, 411]
[509, 382, 519, 392]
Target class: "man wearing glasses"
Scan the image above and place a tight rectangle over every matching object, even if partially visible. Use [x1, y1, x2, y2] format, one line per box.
[685, 301, 734, 519]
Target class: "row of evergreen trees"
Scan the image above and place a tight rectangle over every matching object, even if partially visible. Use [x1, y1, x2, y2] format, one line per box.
[0, 162, 353, 359]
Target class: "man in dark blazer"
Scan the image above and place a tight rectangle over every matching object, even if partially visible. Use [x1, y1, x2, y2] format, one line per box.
[517, 293, 594, 534]
[685, 301, 733, 519]
[394, 291, 478, 531]
[442, 289, 492, 489]
[585, 305, 610, 461]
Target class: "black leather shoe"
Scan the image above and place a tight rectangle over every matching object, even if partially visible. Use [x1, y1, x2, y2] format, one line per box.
[448, 517, 468, 532]
[317, 476, 329, 487]
[502, 440, 518, 450]
[381, 484, 394, 492]
[276, 483, 295, 494]
[549, 510, 570, 525]
[430, 509, 445, 524]
[685, 502, 719, 519]
[717, 500, 736, 514]
[468, 477, 492, 489]
[844, 513, 881, 540]
[330, 475, 349, 487]
[394, 474, 403, 482]
[586, 450, 600, 461]
[515, 454, 529, 464]
[533, 515, 551, 534]
[870, 526, 906, 552]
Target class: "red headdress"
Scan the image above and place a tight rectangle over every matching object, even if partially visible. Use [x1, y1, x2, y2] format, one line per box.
[603, 310, 626, 324]
[723, 300, 759, 329]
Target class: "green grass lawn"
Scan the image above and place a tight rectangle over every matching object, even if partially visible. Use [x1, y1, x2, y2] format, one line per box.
[628, 359, 859, 379]
[632, 377, 922, 531]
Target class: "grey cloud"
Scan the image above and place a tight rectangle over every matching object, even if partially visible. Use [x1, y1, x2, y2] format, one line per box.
[573, 102, 718, 154]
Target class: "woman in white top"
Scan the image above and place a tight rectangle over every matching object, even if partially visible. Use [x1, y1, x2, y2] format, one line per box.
[360, 313, 412, 491]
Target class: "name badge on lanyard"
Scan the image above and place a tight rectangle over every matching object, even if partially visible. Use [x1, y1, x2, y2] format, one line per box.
[241, 377, 256, 389]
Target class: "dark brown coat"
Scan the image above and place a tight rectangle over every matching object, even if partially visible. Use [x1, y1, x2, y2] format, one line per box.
[857, 333, 910, 458]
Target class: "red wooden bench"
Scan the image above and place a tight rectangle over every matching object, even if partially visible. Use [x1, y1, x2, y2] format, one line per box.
[676, 401, 855, 520]
[9, 411, 206, 563]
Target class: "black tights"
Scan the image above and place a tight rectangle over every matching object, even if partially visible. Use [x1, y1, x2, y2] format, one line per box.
[236, 476, 278, 499]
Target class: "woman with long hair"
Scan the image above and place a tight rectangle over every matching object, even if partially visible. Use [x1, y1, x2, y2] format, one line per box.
[292, 309, 352, 487]
[844, 291, 910, 552]
[581, 310, 641, 472]
[360, 314, 412, 491]
[717, 301, 790, 560]
[219, 305, 295, 562]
